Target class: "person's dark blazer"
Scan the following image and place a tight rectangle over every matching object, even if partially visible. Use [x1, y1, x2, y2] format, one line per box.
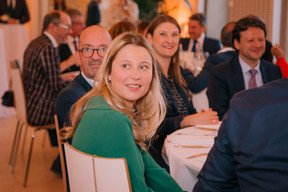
[86, 0, 100, 27]
[180, 36, 221, 56]
[58, 43, 80, 73]
[56, 72, 93, 129]
[149, 67, 197, 170]
[193, 78, 288, 192]
[207, 56, 282, 120]
[0, 0, 30, 23]
[183, 50, 237, 93]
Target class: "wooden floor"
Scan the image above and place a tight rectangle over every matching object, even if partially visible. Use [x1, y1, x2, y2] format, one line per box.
[0, 115, 64, 192]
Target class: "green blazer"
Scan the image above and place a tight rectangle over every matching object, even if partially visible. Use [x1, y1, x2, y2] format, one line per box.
[72, 96, 184, 192]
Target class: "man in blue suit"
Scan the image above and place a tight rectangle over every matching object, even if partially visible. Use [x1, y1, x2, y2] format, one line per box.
[51, 25, 111, 177]
[56, 25, 111, 130]
[180, 13, 221, 56]
[207, 16, 282, 120]
[184, 21, 237, 93]
[193, 78, 288, 192]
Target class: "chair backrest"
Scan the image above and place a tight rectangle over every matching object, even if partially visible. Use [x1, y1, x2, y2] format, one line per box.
[54, 115, 68, 192]
[10, 60, 27, 123]
[64, 143, 132, 192]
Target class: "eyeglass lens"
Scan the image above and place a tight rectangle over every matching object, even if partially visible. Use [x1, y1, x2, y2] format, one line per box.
[81, 48, 106, 58]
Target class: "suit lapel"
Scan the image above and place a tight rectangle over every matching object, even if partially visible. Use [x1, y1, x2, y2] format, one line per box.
[78, 73, 93, 92]
[231, 57, 245, 91]
[259, 61, 268, 83]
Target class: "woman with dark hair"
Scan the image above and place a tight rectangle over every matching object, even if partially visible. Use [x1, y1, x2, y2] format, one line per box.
[146, 15, 219, 169]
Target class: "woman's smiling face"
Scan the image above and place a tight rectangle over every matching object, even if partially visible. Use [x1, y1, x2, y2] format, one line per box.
[149, 22, 180, 59]
[108, 44, 153, 107]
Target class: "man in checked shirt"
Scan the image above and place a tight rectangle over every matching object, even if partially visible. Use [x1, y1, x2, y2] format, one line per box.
[22, 10, 73, 143]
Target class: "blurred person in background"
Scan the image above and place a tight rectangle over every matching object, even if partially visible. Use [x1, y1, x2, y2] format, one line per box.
[146, 15, 219, 171]
[58, 8, 86, 76]
[108, 20, 136, 39]
[86, 0, 101, 27]
[0, 0, 30, 24]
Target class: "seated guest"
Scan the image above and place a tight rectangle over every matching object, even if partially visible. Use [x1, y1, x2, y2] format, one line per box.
[22, 10, 72, 175]
[51, 25, 112, 177]
[207, 16, 282, 120]
[271, 43, 288, 78]
[63, 32, 184, 191]
[146, 15, 219, 170]
[193, 78, 288, 192]
[23, 10, 71, 127]
[59, 8, 86, 75]
[180, 13, 221, 56]
[0, 0, 30, 24]
[108, 20, 136, 39]
[184, 21, 237, 93]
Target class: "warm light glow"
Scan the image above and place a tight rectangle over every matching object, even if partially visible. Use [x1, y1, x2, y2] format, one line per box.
[158, 0, 198, 37]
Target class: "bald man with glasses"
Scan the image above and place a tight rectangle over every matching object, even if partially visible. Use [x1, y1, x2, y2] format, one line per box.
[51, 25, 112, 178]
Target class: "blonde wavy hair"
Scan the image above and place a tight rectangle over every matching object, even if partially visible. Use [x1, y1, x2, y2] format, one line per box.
[64, 32, 166, 149]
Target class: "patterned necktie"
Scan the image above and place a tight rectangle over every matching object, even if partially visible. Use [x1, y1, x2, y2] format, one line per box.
[249, 69, 257, 89]
[192, 39, 198, 52]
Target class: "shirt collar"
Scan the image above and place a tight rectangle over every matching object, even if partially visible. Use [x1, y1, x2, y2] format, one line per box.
[81, 71, 98, 87]
[239, 55, 260, 74]
[44, 31, 58, 48]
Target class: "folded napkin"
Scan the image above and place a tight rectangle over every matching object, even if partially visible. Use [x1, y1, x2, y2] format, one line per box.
[167, 134, 214, 145]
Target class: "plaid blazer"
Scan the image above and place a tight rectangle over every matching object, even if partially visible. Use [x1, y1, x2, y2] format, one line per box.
[23, 34, 69, 125]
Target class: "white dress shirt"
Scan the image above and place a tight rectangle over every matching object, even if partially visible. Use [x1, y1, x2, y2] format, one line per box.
[239, 56, 263, 89]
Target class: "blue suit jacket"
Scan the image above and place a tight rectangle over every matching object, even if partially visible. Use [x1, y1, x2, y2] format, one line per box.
[180, 37, 221, 56]
[183, 50, 237, 93]
[194, 78, 288, 192]
[56, 73, 93, 129]
[207, 56, 282, 120]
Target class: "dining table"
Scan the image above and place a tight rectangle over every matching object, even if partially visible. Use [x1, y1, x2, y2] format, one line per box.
[162, 123, 221, 192]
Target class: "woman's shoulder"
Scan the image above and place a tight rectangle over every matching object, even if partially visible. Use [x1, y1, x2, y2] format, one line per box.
[85, 95, 128, 119]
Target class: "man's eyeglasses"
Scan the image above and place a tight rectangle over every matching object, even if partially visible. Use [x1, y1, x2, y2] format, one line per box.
[58, 23, 71, 30]
[79, 47, 107, 58]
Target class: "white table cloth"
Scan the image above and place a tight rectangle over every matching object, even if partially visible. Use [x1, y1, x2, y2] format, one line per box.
[162, 124, 220, 191]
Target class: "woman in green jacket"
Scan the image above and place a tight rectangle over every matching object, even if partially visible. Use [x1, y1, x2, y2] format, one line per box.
[65, 32, 184, 191]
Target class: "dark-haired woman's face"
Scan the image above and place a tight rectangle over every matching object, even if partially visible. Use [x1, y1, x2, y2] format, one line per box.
[149, 22, 180, 59]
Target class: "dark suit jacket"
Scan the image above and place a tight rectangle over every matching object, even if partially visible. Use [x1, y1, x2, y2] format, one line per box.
[180, 36, 221, 56]
[86, 0, 100, 26]
[207, 56, 282, 120]
[56, 73, 93, 129]
[183, 50, 237, 93]
[0, 0, 30, 23]
[58, 43, 80, 73]
[149, 68, 197, 170]
[194, 78, 288, 192]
